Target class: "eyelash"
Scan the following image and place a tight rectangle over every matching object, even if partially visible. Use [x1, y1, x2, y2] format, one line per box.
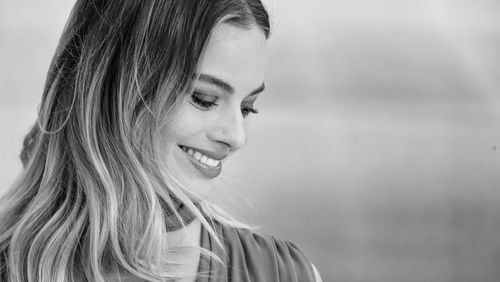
[190, 93, 259, 117]
[191, 93, 217, 110]
[241, 107, 259, 117]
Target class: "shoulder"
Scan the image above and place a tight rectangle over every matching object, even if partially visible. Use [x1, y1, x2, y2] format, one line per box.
[214, 223, 317, 281]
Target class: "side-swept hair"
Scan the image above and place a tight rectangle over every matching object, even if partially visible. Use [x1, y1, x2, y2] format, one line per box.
[0, 0, 269, 281]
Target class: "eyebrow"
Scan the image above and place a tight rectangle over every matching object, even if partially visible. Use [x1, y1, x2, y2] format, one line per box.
[198, 73, 265, 97]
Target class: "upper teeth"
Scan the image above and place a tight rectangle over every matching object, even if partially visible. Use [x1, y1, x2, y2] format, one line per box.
[183, 147, 221, 168]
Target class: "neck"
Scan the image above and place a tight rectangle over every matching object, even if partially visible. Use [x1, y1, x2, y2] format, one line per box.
[103, 219, 202, 282]
[165, 217, 201, 247]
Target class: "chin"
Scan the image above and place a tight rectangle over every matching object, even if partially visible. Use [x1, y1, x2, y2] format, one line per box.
[164, 144, 220, 200]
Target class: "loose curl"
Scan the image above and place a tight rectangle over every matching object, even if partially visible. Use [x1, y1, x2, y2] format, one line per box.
[0, 0, 270, 281]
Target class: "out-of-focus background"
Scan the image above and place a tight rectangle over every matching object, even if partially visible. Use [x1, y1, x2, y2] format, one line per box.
[1, 1, 499, 281]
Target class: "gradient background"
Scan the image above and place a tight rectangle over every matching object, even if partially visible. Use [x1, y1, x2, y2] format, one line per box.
[1, 1, 499, 281]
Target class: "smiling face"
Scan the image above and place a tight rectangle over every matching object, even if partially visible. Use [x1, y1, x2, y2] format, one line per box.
[161, 23, 267, 199]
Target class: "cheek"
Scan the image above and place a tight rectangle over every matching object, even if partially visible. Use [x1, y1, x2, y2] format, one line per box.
[243, 119, 252, 143]
[167, 104, 208, 142]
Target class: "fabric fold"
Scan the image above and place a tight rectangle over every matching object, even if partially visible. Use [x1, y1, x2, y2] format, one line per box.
[196, 220, 316, 281]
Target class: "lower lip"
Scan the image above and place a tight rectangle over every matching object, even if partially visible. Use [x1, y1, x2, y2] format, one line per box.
[180, 147, 222, 178]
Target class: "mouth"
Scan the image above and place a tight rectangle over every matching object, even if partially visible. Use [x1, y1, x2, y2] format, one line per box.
[178, 145, 226, 178]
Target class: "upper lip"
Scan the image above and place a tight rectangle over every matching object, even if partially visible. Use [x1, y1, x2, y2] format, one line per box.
[179, 145, 228, 161]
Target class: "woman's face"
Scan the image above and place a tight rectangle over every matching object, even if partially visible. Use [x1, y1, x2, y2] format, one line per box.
[162, 23, 267, 199]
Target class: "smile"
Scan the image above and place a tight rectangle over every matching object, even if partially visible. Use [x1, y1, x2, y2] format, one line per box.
[179, 145, 226, 178]
[181, 146, 221, 167]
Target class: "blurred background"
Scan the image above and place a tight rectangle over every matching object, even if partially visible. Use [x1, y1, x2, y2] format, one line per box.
[1, 1, 499, 281]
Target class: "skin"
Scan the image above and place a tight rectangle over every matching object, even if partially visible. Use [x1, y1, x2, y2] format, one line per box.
[161, 22, 267, 200]
[163, 22, 266, 281]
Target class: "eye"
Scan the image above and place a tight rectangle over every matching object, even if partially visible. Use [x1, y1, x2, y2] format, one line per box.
[241, 105, 259, 118]
[190, 92, 218, 111]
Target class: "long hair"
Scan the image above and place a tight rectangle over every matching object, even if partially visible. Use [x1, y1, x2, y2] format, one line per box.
[0, 0, 270, 281]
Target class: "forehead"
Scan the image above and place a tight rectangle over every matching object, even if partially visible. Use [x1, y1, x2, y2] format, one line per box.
[198, 23, 267, 89]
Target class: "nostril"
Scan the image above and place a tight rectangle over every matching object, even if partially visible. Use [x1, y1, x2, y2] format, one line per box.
[216, 140, 232, 149]
[212, 140, 233, 153]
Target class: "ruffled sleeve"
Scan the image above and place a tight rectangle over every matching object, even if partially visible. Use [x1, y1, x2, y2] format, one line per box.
[197, 221, 316, 282]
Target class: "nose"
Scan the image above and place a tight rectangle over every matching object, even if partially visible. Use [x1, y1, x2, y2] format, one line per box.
[209, 109, 247, 151]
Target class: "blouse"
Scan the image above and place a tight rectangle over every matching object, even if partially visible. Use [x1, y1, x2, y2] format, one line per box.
[196, 220, 316, 281]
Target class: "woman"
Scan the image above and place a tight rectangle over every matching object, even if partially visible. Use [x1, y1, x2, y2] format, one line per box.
[0, 0, 321, 281]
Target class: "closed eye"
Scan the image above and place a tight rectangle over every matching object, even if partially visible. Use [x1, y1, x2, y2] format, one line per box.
[241, 106, 259, 117]
[190, 92, 218, 110]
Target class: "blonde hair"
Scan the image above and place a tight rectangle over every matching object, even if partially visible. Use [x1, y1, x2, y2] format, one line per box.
[0, 0, 270, 281]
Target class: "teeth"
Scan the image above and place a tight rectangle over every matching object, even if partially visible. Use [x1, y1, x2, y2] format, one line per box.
[200, 155, 208, 164]
[181, 146, 221, 168]
[193, 151, 202, 161]
[207, 159, 216, 167]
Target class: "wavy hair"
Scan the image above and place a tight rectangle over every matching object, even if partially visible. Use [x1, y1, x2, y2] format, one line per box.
[0, 0, 270, 281]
